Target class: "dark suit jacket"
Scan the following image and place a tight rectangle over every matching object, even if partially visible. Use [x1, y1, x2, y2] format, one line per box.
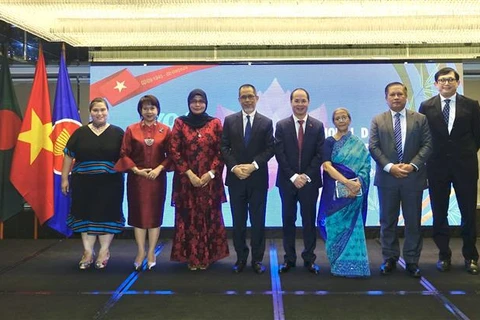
[275, 115, 324, 190]
[419, 94, 480, 180]
[369, 109, 432, 190]
[221, 111, 274, 188]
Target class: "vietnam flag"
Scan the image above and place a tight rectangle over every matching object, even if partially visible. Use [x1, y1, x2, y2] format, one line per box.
[48, 46, 81, 236]
[0, 50, 24, 222]
[10, 46, 54, 225]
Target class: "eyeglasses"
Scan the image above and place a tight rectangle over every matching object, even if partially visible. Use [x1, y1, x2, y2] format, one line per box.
[437, 78, 457, 84]
[334, 116, 349, 122]
[239, 94, 256, 101]
[190, 99, 205, 104]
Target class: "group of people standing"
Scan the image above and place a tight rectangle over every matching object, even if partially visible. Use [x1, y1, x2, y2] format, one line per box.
[61, 67, 479, 278]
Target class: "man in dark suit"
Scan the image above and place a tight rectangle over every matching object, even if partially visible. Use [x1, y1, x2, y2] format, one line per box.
[221, 84, 275, 274]
[419, 67, 480, 275]
[369, 82, 432, 278]
[275, 88, 324, 274]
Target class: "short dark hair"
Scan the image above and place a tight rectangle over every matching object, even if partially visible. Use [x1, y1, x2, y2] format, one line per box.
[434, 67, 460, 82]
[384, 82, 407, 97]
[89, 97, 109, 111]
[238, 84, 257, 97]
[137, 95, 160, 118]
[290, 88, 310, 102]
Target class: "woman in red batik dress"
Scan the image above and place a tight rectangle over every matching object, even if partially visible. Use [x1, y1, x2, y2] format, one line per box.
[115, 95, 171, 271]
[169, 88, 229, 270]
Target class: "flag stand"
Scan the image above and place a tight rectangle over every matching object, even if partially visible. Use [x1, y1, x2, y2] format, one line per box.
[0, 222, 3, 240]
[33, 216, 38, 240]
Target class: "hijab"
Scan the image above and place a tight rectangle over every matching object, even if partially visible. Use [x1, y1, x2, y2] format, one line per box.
[179, 89, 215, 129]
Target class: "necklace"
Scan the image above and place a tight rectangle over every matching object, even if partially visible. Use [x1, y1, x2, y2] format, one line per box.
[143, 121, 156, 146]
[195, 129, 202, 138]
[90, 123, 108, 135]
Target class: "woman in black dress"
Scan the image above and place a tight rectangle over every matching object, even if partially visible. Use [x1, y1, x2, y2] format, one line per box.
[61, 97, 125, 270]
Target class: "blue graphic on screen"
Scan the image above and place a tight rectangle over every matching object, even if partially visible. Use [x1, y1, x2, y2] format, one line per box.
[90, 62, 463, 227]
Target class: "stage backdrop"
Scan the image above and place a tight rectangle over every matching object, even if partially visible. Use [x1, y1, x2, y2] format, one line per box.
[90, 62, 463, 227]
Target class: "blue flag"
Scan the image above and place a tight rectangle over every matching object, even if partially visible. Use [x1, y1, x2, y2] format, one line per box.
[48, 48, 81, 236]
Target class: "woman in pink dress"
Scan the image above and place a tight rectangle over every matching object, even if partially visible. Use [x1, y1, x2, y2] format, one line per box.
[169, 89, 229, 270]
[115, 95, 171, 270]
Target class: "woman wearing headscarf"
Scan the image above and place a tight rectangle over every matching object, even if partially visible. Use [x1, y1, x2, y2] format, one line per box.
[169, 89, 229, 270]
[114, 95, 171, 271]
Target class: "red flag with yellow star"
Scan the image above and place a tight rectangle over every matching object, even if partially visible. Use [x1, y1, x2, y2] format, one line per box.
[10, 46, 54, 225]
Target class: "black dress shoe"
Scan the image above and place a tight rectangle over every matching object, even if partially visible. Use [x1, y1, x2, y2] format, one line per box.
[465, 260, 479, 275]
[279, 262, 295, 274]
[233, 260, 246, 273]
[380, 259, 397, 275]
[405, 263, 421, 278]
[252, 262, 266, 274]
[436, 259, 451, 272]
[304, 262, 320, 274]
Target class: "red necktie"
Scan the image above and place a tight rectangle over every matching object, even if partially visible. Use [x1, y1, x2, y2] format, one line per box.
[298, 120, 304, 169]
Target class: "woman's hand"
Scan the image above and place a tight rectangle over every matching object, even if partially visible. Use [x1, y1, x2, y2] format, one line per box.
[186, 170, 202, 187]
[346, 178, 361, 195]
[200, 171, 213, 187]
[135, 168, 152, 178]
[147, 166, 163, 180]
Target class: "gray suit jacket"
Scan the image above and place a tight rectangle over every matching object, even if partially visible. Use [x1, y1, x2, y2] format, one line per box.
[369, 109, 432, 190]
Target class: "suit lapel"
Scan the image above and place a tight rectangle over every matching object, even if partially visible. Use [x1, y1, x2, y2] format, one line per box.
[405, 110, 414, 149]
[384, 111, 395, 141]
[288, 116, 300, 153]
[250, 112, 262, 139]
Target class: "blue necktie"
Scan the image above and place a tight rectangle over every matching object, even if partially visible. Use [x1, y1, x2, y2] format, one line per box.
[394, 113, 403, 162]
[244, 115, 252, 146]
[443, 99, 450, 126]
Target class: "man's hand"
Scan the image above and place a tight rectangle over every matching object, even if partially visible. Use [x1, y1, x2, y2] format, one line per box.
[398, 163, 415, 173]
[293, 174, 308, 189]
[233, 164, 255, 180]
[390, 164, 409, 178]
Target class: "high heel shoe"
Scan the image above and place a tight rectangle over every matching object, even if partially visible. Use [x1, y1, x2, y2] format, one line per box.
[133, 261, 143, 271]
[95, 251, 110, 269]
[147, 261, 156, 270]
[79, 252, 95, 270]
[133, 252, 146, 271]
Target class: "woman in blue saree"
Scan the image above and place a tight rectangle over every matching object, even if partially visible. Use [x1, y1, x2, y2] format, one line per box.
[318, 108, 371, 277]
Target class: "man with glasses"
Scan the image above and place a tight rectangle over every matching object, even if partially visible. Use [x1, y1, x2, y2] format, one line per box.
[274, 88, 324, 275]
[221, 84, 274, 274]
[419, 67, 480, 275]
[370, 82, 432, 278]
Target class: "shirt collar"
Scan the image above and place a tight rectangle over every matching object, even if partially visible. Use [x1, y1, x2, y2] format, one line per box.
[242, 109, 257, 118]
[390, 108, 406, 117]
[293, 114, 308, 123]
[440, 94, 456, 104]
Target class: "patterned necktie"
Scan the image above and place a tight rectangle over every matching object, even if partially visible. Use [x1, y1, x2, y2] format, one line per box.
[244, 114, 252, 146]
[394, 113, 403, 162]
[298, 120, 304, 168]
[443, 99, 451, 126]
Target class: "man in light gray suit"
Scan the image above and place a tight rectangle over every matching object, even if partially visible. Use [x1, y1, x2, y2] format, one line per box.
[369, 82, 432, 278]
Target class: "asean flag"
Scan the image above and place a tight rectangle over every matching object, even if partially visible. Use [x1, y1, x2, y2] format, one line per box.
[48, 46, 81, 236]
[10, 46, 54, 225]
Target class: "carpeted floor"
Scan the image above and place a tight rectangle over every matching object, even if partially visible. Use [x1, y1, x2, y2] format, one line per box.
[0, 238, 478, 320]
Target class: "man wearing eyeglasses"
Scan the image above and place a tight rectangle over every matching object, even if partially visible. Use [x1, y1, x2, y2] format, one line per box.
[221, 84, 274, 274]
[419, 67, 480, 275]
[274, 88, 324, 275]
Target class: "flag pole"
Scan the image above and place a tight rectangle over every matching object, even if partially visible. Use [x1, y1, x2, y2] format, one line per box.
[0, 222, 4, 240]
[33, 216, 38, 240]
